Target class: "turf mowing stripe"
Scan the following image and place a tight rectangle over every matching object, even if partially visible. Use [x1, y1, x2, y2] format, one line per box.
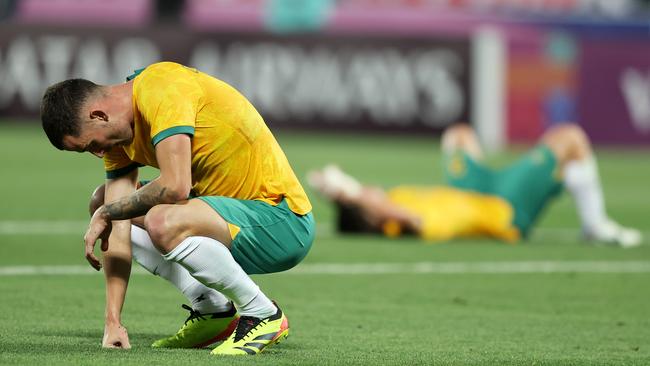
[1, 261, 650, 276]
[286, 261, 650, 274]
[1, 221, 649, 245]
[0, 220, 87, 234]
[0, 221, 335, 236]
[0, 265, 149, 276]
[0, 221, 339, 236]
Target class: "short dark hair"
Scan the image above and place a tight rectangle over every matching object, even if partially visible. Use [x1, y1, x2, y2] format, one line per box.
[41, 79, 100, 150]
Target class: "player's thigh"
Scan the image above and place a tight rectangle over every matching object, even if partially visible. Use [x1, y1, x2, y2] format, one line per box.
[180, 199, 232, 244]
[197, 196, 315, 275]
[495, 145, 563, 235]
[145, 199, 232, 251]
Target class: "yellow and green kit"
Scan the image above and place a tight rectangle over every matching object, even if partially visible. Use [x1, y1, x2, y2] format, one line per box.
[105, 62, 314, 274]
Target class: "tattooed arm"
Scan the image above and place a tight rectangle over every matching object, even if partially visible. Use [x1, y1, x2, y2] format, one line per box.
[83, 134, 192, 348]
[101, 179, 173, 220]
[97, 134, 194, 221]
[85, 134, 193, 251]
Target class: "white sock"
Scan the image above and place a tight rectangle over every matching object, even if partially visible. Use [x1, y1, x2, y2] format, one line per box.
[563, 158, 607, 233]
[130, 226, 231, 314]
[163, 236, 277, 319]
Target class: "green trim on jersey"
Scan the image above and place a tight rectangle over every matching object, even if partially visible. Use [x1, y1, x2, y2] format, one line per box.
[151, 126, 195, 147]
[106, 162, 142, 179]
[126, 68, 146, 81]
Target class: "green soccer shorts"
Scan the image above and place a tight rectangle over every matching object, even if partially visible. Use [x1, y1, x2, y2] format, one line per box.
[196, 196, 315, 274]
[444, 145, 564, 237]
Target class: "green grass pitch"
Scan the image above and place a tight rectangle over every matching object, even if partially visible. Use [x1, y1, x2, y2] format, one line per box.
[0, 123, 649, 365]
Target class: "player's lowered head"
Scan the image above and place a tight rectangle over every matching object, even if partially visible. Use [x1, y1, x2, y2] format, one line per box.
[40, 78, 134, 158]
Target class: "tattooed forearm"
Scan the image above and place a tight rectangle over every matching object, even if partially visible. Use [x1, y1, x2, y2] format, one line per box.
[103, 181, 171, 220]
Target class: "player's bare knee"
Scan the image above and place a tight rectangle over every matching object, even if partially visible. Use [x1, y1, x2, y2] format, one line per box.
[542, 123, 591, 162]
[563, 123, 588, 145]
[145, 205, 203, 253]
[89, 184, 106, 216]
[441, 123, 482, 159]
[445, 123, 473, 134]
[442, 123, 473, 144]
[144, 205, 178, 253]
[544, 123, 582, 139]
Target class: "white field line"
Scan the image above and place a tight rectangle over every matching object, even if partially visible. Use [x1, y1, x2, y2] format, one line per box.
[287, 261, 650, 274]
[1, 220, 649, 241]
[0, 221, 330, 236]
[1, 261, 650, 276]
[0, 220, 87, 235]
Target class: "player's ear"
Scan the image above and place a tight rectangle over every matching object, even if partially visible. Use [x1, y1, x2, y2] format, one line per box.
[89, 110, 109, 122]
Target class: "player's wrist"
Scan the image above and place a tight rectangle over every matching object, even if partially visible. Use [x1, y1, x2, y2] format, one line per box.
[105, 314, 122, 326]
[97, 205, 111, 221]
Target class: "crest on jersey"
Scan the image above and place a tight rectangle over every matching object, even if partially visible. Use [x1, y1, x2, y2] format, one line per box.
[448, 156, 466, 177]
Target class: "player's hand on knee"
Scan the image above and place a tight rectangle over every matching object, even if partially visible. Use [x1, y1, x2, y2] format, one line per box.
[102, 323, 131, 349]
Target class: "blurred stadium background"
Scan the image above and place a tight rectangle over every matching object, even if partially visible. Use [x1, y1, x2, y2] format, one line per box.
[1, 1, 649, 365]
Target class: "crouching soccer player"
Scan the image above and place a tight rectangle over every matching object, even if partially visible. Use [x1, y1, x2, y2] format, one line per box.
[308, 123, 641, 247]
[40, 62, 315, 355]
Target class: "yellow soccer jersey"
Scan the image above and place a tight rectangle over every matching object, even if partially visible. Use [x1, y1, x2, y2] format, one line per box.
[103, 62, 312, 215]
[385, 186, 519, 243]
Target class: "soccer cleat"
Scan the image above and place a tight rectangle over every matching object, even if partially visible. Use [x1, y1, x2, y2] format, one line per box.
[210, 305, 289, 356]
[584, 219, 643, 248]
[151, 304, 239, 349]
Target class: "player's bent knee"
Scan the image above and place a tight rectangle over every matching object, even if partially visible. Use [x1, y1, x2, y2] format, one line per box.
[144, 205, 178, 253]
[542, 123, 589, 149]
[441, 123, 482, 159]
[545, 123, 584, 140]
[89, 184, 106, 216]
[543, 123, 590, 160]
[564, 123, 588, 143]
[145, 202, 227, 253]
[442, 124, 472, 145]
[447, 123, 474, 134]
[144, 200, 234, 254]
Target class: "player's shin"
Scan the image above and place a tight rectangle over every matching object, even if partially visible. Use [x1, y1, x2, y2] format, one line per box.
[131, 226, 231, 313]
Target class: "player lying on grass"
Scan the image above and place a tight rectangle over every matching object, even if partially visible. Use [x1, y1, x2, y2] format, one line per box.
[40, 62, 315, 355]
[308, 123, 641, 247]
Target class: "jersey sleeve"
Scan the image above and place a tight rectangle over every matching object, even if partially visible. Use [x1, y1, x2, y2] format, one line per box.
[134, 63, 201, 147]
[103, 146, 140, 179]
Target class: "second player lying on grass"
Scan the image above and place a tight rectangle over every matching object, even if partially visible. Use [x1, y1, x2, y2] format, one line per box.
[308, 123, 641, 247]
